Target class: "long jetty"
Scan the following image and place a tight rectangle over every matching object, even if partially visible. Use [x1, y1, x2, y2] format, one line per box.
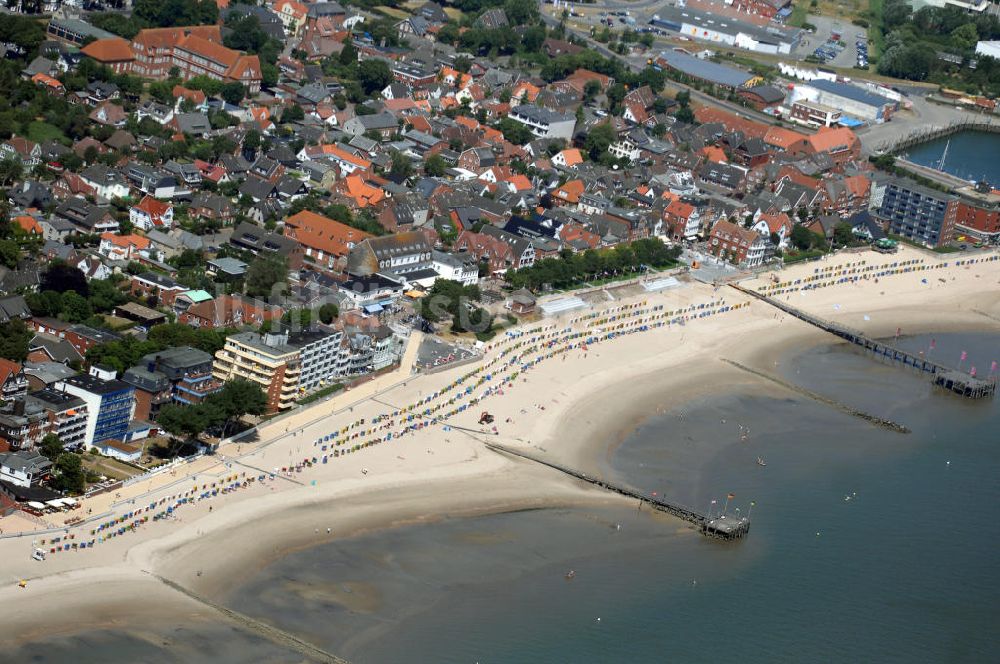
[485, 442, 750, 540]
[732, 285, 997, 399]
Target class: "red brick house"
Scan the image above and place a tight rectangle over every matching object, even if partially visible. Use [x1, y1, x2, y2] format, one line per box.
[708, 219, 767, 267]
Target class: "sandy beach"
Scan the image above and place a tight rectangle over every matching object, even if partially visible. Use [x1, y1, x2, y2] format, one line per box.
[2, 245, 999, 652]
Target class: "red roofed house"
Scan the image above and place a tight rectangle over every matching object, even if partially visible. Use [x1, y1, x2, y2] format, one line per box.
[552, 148, 584, 169]
[791, 127, 861, 166]
[31, 72, 65, 93]
[708, 219, 767, 267]
[0, 358, 28, 401]
[663, 199, 702, 241]
[550, 179, 585, 206]
[283, 210, 372, 269]
[272, 0, 308, 36]
[130, 26, 262, 93]
[180, 294, 283, 329]
[81, 37, 135, 73]
[173, 84, 208, 109]
[454, 230, 518, 275]
[129, 195, 174, 231]
[98, 232, 153, 261]
[751, 212, 793, 248]
[13, 215, 43, 237]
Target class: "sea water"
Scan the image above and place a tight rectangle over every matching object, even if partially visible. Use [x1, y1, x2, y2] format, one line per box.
[6, 333, 999, 663]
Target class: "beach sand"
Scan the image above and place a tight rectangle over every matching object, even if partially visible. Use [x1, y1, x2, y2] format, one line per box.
[2, 246, 999, 650]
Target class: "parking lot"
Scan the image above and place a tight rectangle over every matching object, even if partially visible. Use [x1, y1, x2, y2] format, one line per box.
[416, 336, 477, 371]
[792, 14, 868, 70]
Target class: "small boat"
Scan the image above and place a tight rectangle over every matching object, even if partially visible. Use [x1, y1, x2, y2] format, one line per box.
[756, 457, 767, 467]
[565, 570, 576, 580]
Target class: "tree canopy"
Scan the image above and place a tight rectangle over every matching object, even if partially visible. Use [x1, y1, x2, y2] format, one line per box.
[507, 239, 682, 292]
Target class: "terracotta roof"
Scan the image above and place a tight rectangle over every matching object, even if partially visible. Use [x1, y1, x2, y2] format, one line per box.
[0, 358, 21, 386]
[758, 212, 792, 235]
[694, 107, 770, 140]
[133, 25, 222, 51]
[13, 215, 43, 235]
[557, 148, 583, 167]
[31, 73, 64, 89]
[338, 175, 385, 208]
[762, 127, 804, 151]
[177, 34, 240, 67]
[804, 127, 859, 154]
[701, 146, 728, 163]
[552, 179, 585, 204]
[666, 199, 695, 219]
[101, 232, 151, 250]
[711, 219, 761, 245]
[322, 145, 371, 170]
[284, 210, 371, 258]
[134, 195, 172, 217]
[172, 85, 206, 104]
[81, 37, 134, 62]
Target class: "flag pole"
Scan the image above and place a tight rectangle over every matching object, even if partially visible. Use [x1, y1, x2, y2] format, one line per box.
[748, 501, 755, 520]
[723, 494, 731, 517]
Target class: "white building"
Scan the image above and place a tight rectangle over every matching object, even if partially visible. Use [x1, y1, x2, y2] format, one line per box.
[430, 250, 479, 286]
[509, 105, 576, 140]
[287, 327, 345, 394]
[0, 451, 52, 488]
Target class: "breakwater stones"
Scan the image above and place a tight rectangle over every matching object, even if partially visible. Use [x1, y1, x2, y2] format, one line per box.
[722, 359, 911, 434]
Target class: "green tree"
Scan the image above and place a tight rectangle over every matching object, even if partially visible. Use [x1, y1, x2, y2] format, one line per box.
[221, 81, 246, 105]
[497, 117, 533, 145]
[281, 104, 305, 123]
[950, 22, 978, 52]
[318, 302, 339, 324]
[0, 320, 32, 362]
[425, 153, 447, 177]
[41, 262, 89, 296]
[390, 150, 413, 179]
[675, 105, 695, 124]
[339, 42, 358, 66]
[0, 238, 19, 268]
[245, 254, 289, 297]
[52, 453, 86, 494]
[60, 291, 94, 323]
[40, 433, 64, 461]
[583, 79, 602, 103]
[0, 157, 22, 187]
[584, 122, 616, 161]
[790, 224, 822, 251]
[504, 0, 538, 25]
[358, 59, 393, 95]
[833, 222, 855, 248]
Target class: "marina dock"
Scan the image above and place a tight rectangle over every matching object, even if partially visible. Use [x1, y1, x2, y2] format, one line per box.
[485, 442, 750, 540]
[732, 285, 997, 399]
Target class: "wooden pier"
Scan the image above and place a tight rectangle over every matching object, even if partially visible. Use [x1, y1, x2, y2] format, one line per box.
[485, 442, 750, 540]
[732, 285, 997, 399]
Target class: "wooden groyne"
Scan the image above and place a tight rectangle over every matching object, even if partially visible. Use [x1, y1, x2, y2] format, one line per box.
[151, 573, 349, 663]
[732, 285, 997, 399]
[722, 359, 911, 433]
[485, 443, 750, 540]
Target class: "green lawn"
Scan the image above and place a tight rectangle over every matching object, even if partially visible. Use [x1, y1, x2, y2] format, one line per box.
[25, 120, 65, 143]
[868, 0, 884, 62]
[787, 3, 809, 28]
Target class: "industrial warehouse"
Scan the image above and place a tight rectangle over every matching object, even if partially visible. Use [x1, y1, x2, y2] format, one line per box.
[650, 5, 803, 55]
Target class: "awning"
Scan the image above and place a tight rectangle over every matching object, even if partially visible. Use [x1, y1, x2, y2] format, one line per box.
[364, 303, 384, 314]
[405, 290, 426, 298]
